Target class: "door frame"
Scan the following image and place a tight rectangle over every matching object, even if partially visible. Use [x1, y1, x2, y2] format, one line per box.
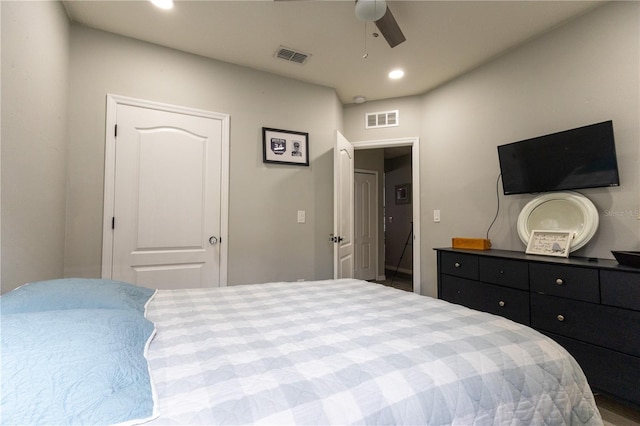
[101, 94, 230, 285]
[351, 137, 421, 294]
[354, 169, 379, 281]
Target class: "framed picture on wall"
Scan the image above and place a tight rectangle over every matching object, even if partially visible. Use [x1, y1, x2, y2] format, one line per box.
[395, 183, 411, 205]
[262, 127, 309, 166]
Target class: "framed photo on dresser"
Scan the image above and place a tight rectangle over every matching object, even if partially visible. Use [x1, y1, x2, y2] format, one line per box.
[525, 230, 573, 257]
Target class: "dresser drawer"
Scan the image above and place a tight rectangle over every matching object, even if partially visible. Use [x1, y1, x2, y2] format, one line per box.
[531, 293, 640, 357]
[530, 263, 599, 303]
[440, 275, 530, 325]
[601, 270, 640, 311]
[541, 331, 640, 407]
[479, 257, 528, 290]
[440, 252, 478, 280]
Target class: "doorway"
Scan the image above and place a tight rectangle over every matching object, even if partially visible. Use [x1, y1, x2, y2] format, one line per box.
[351, 138, 420, 294]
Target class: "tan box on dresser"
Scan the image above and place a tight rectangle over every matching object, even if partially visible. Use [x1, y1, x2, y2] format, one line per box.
[451, 237, 491, 250]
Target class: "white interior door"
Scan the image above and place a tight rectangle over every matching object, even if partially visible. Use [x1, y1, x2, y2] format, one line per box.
[354, 171, 378, 281]
[103, 96, 229, 289]
[334, 131, 354, 279]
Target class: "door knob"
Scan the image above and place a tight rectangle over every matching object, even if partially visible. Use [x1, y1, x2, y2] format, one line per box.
[209, 236, 218, 245]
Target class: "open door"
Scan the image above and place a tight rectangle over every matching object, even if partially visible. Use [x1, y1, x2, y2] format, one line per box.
[333, 131, 354, 279]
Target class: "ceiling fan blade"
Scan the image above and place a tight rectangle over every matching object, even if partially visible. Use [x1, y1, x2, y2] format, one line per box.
[375, 6, 406, 48]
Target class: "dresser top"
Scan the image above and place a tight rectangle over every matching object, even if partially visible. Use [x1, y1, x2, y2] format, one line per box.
[434, 247, 640, 273]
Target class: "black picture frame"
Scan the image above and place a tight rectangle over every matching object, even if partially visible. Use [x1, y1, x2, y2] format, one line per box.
[262, 127, 309, 166]
[395, 183, 411, 205]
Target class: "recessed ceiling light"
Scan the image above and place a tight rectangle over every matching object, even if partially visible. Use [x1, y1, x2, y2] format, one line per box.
[389, 69, 405, 80]
[150, 0, 174, 10]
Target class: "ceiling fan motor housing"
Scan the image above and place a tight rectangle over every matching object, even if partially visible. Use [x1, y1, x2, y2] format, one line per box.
[355, 0, 406, 48]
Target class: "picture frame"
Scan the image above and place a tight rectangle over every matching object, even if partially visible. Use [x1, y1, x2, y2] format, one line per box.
[395, 183, 411, 205]
[525, 230, 574, 257]
[262, 127, 309, 166]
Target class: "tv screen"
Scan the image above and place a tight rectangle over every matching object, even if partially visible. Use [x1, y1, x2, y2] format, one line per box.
[497, 120, 620, 195]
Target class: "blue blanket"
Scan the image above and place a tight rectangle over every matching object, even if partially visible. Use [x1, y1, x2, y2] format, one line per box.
[1, 279, 157, 426]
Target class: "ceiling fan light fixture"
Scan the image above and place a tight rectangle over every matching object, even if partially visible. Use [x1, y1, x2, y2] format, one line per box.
[355, 0, 387, 22]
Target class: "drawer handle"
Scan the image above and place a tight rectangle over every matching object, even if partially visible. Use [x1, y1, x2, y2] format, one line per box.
[555, 278, 564, 286]
[557, 314, 565, 322]
[499, 270, 504, 275]
[454, 262, 461, 268]
[498, 301, 505, 307]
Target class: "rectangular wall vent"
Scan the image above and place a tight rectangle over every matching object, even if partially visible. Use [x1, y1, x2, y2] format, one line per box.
[365, 110, 399, 129]
[275, 46, 311, 64]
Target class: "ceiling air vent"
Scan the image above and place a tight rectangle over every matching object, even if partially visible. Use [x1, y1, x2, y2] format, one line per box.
[275, 46, 311, 65]
[365, 110, 399, 129]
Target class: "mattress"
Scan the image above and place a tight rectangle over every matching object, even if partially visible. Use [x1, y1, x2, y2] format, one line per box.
[145, 278, 602, 425]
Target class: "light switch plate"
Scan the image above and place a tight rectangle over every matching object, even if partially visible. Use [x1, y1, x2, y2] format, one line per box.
[297, 210, 306, 223]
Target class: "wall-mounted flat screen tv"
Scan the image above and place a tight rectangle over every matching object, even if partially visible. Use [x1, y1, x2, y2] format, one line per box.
[497, 120, 620, 195]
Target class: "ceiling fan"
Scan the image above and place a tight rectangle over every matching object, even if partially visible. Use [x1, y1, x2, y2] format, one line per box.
[355, 0, 406, 48]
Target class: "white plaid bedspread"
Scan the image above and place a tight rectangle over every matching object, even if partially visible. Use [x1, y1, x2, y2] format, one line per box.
[145, 279, 602, 425]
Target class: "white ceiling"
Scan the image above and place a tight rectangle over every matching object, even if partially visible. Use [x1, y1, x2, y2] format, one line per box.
[62, 0, 603, 104]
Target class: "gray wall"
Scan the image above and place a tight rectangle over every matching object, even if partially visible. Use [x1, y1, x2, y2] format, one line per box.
[1, 2, 341, 292]
[344, 2, 640, 297]
[345, 95, 423, 142]
[65, 25, 340, 286]
[1, 1, 70, 292]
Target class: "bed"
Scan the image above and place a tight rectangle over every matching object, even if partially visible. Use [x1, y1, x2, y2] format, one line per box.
[1, 278, 603, 425]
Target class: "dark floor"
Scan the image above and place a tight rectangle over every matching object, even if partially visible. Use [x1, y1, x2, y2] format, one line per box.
[596, 394, 640, 426]
[372, 269, 413, 292]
